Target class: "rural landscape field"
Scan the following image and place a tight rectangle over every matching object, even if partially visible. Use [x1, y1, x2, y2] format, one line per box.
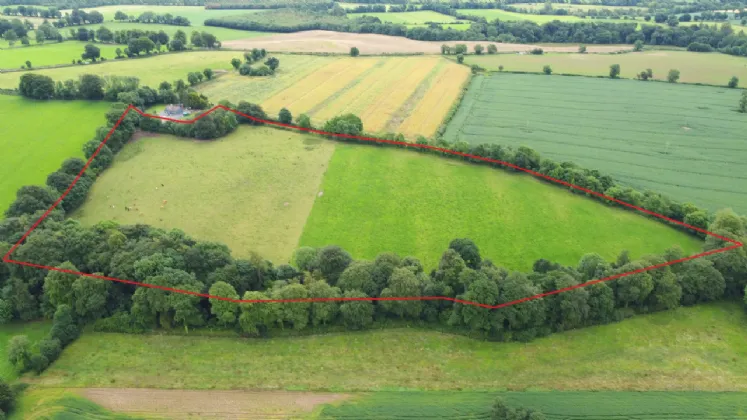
[1, 0, 747, 418]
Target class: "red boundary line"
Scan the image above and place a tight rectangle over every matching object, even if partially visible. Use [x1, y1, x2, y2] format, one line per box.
[2, 105, 743, 309]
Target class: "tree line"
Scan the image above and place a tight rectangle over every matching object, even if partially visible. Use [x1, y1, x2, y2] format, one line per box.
[204, 10, 747, 58]
[1, 98, 746, 380]
[112, 9, 191, 26]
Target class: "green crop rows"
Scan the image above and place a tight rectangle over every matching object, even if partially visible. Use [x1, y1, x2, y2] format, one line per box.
[320, 391, 747, 419]
[443, 74, 747, 214]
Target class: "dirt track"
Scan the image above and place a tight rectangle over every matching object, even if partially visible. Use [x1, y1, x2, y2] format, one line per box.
[82, 388, 351, 419]
[223, 30, 632, 54]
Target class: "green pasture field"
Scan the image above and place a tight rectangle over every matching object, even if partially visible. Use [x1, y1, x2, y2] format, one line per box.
[35, 303, 747, 390]
[75, 21, 267, 41]
[74, 126, 335, 263]
[406, 22, 472, 30]
[513, 3, 648, 12]
[455, 8, 638, 24]
[0, 96, 109, 216]
[0, 41, 120, 69]
[197, 54, 338, 104]
[464, 50, 747, 86]
[0, 50, 241, 89]
[443, 73, 747, 214]
[77, 5, 257, 23]
[299, 143, 701, 271]
[320, 390, 747, 419]
[348, 10, 466, 24]
[0, 321, 51, 381]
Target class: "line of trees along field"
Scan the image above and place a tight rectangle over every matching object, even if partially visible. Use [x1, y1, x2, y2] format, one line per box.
[205, 9, 747, 57]
[1, 98, 746, 378]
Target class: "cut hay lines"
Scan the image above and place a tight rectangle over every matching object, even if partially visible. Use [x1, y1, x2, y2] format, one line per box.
[396, 62, 471, 138]
[309, 57, 424, 125]
[198, 55, 334, 105]
[381, 60, 446, 135]
[357, 56, 442, 132]
[261, 57, 379, 118]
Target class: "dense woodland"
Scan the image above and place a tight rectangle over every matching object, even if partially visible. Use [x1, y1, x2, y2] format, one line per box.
[1, 94, 746, 376]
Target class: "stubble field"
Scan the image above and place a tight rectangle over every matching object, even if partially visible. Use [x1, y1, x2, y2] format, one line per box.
[443, 73, 747, 213]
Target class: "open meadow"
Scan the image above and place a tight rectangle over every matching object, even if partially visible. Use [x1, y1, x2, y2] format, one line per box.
[456, 8, 638, 24]
[298, 143, 701, 270]
[74, 126, 335, 263]
[200, 55, 470, 138]
[513, 3, 648, 12]
[0, 96, 109, 216]
[75, 21, 267, 41]
[0, 41, 120, 70]
[443, 73, 747, 213]
[464, 50, 747, 86]
[0, 50, 240, 89]
[33, 303, 747, 391]
[0, 321, 50, 381]
[348, 10, 466, 24]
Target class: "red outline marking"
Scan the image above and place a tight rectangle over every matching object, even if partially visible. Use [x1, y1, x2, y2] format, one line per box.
[2, 105, 743, 309]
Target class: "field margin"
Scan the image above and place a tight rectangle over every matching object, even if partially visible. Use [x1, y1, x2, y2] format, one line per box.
[3, 104, 743, 309]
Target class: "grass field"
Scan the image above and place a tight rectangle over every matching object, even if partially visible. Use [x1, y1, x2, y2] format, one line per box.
[348, 10, 466, 24]
[443, 73, 747, 214]
[0, 321, 51, 381]
[298, 143, 701, 270]
[74, 126, 335, 263]
[75, 21, 267, 42]
[0, 96, 109, 216]
[77, 5, 255, 23]
[33, 303, 747, 391]
[513, 3, 647, 12]
[0, 50, 241, 89]
[320, 390, 747, 419]
[200, 55, 469, 138]
[0, 41, 120, 69]
[464, 50, 747, 86]
[456, 8, 637, 24]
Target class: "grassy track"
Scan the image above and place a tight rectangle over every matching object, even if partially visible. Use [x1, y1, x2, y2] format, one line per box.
[0, 50, 242, 88]
[74, 126, 335, 263]
[0, 41, 120, 69]
[0, 96, 109, 216]
[443, 73, 747, 213]
[299, 143, 701, 270]
[464, 50, 747, 86]
[0, 321, 51, 381]
[320, 390, 747, 419]
[9, 388, 144, 420]
[34, 303, 747, 391]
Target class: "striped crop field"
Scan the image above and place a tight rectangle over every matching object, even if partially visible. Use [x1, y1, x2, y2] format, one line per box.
[201, 55, 469, 138]
[443, 73, 747, 214]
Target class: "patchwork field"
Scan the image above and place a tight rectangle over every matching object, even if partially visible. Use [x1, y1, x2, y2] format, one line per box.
[74, 126, 336, 263]
[443, 73, 747, 213]
[33, 303, 747, 390]
[0, 50, 241, 89]
[0, 41, 120, 69]
[464, 50, 747, 86]
[0, 321, 51, 381]
[321, 390, 747, 419]
[298, 143, 701, 270]
[76, 5, 255, 23]
[0, 96, 109, 216]
[75, 21, 267, 41]
[201, 55, 470, 138]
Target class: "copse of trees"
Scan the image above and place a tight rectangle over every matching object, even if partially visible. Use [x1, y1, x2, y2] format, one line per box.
[235, 48, 280, 77]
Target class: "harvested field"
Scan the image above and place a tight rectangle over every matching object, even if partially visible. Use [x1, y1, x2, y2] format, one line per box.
[202, 55, 469, 138]
[222, 30, 632, 54]
[82, 388, 350, 419]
